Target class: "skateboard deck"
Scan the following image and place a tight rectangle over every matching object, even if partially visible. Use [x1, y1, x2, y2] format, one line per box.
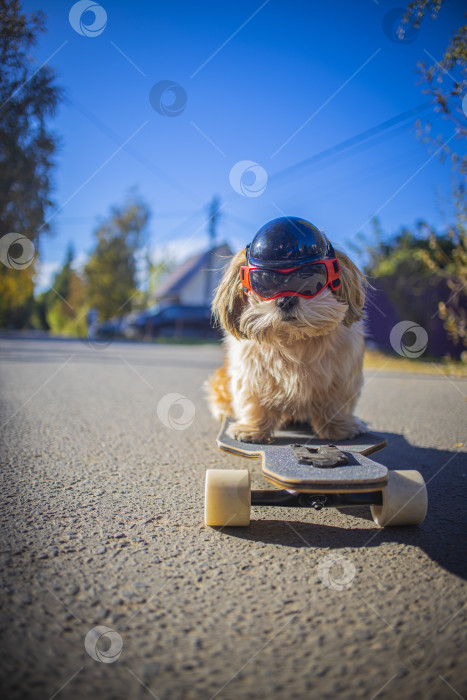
[217, 417, 388, 493]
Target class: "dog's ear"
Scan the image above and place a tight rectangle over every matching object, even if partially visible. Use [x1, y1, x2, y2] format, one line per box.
[212, 249, 248, 339]
[334, 249, 367, 327]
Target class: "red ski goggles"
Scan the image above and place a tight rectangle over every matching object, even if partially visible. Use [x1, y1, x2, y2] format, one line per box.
[240, 258, 341, 301]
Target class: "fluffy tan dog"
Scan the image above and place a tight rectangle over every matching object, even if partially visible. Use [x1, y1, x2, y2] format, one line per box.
[206, 238, 368, 443]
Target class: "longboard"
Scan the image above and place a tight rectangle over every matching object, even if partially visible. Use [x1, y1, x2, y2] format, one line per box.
[204, 418, 428, 528]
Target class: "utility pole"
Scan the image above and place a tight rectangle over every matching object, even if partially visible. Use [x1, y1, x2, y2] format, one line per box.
[205, 195, 221, 305]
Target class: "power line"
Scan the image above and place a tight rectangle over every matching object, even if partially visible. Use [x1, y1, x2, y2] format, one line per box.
[268, 102, 433, 187]
[68, 96, 201, 203]
[300, 146, 427, 206]
[151, 107, 433, 251]
[152, 207, 207, 244]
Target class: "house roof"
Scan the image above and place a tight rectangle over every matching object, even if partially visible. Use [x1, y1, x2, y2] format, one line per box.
[155, 243, 233, 299]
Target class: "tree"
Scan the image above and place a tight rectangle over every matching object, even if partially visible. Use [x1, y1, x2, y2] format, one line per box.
[33, 243, 75, 330]
[417, 186, 467, 352]
[401, 1, 466, 175]
[0, 0, 62, 327]
[51, 242, 74, 302]
[84, 195, 150, 320]
[43, 268, 87, 335]
[352, 217, 464, 358]
[398, 1, 467, 356]
[35, 243, 87, 334]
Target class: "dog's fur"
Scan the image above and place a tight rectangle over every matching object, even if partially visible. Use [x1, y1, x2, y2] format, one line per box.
[206, 247, 367, 443]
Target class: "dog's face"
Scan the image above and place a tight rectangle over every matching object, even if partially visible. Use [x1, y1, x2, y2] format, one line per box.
[213, 248, 366, 344]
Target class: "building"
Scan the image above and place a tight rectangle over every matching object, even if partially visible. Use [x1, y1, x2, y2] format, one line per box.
[154, 243, 233, 306]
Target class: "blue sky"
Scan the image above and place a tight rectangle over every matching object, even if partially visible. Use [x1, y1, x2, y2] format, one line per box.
[22, 0, 466, 290]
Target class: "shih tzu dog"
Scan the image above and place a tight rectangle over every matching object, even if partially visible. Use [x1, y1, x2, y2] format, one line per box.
[206, 216, 368, 443]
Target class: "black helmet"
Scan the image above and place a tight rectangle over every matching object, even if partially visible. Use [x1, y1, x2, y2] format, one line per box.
[246, 217, 335, 268]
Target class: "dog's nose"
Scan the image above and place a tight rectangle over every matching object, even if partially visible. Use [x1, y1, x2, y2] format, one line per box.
[276, 296, 298, 311]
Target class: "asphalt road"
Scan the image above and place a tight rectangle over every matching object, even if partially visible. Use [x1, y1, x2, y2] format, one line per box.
[0, 336, 466, 700]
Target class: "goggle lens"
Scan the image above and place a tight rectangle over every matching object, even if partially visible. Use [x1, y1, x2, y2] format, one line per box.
[249, 263, 328, 300]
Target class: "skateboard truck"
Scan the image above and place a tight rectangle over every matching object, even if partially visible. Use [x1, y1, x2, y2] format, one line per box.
[310, 495, 327, 510]
[291, 444, 349, 468]
[250, 489, 382, 508]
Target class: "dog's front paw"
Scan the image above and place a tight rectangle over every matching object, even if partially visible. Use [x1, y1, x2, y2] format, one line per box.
[227, 422, 272, 444]
[318, 418, 367, 441]
[351, 418, 368, 437]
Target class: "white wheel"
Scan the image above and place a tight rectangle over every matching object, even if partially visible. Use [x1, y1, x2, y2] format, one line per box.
[371, 470, 428, 527]
[204, 469, 251, 527]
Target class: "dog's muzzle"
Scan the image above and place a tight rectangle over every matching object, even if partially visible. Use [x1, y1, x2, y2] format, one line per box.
[276, 296, 298, 312]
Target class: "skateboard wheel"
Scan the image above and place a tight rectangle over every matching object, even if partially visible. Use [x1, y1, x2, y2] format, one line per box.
[371, 470, 428, 527]
[204, 469, 251, 527]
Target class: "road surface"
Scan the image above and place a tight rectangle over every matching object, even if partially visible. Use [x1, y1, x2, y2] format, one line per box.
[0, 337, 466, 700]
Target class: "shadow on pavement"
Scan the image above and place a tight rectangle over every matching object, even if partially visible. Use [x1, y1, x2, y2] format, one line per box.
[219, 432, 467, 580]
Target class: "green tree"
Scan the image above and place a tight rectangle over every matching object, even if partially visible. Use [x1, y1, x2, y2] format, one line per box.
[0, 0, 62, 327]
[35, 243, 87, 334]
[33, 243, 75, 330]
[85, 195, 150, 320]
[418, 186, 467, 352]
[51, 242, 74, 302]
[401, 1, 466, 175]
[399, 1, 467, 355]
[352, 216, 464, 358]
